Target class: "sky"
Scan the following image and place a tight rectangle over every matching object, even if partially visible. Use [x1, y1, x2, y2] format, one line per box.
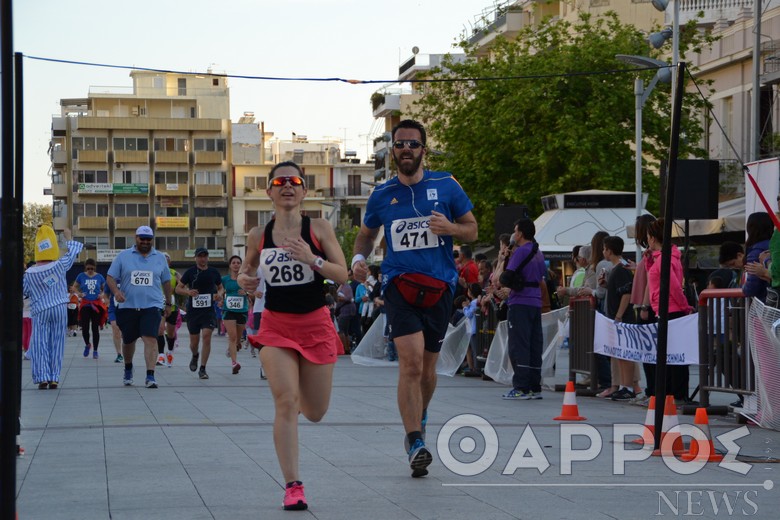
[14, 0, 492, 204]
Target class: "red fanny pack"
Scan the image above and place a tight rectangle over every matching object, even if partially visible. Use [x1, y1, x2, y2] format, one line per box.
[394, 273, 448, 308]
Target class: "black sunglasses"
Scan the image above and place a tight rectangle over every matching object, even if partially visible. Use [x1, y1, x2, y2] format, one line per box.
[270, 176, 305, 188]
[392, 139, 424, 150]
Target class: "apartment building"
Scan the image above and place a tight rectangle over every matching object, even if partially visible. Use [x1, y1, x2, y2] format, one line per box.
[49, 69, 232, 267]
[231, 121, 375, 258]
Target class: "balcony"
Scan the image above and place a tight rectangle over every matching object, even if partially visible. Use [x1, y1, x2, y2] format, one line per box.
[195, 217, 225, 230]
[76, 116, 222, 132]
[114, 150, 149, 163]
[194, 184, 225, 197]
[53, 216, 68, 230]
[371, 94, 401, 118]
[51, 116, 67, 136]
[154, 151, 188, 164]
[51, 149, 67, 165]
[51, 183, 68, 197]
[466, 5, 527, 55]
[76, 150, 108, 163]
[194, 151, 224, 164]
[317, 186, 372, 198]
[115, 217, 150, 230]
[678, 0, 755, 25]
[155, 183, 189, 197]
[77, 216, 110, 230]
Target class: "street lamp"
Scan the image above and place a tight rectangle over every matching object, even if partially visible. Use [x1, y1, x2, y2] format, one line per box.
[650, 0, 680, 91]
[616, 54, 672, 259]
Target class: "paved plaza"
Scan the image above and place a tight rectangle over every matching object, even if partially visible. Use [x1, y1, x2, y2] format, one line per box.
[13, 329, 780, 519]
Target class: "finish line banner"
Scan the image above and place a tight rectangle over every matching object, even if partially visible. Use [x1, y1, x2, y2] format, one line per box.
[593, 312, 698, 365]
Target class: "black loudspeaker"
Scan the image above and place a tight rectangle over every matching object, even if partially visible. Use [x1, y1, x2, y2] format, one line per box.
[672, 160, 719, 220]
[494, 204, 529, 245]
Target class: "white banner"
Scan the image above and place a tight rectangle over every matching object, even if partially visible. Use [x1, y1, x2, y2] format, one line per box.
[97, 249, 123, 262]
[593, 312, 698, 365]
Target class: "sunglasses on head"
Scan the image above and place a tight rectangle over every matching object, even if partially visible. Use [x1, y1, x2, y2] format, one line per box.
[392, 139, 424, 150]
[270, 175, 305, 187]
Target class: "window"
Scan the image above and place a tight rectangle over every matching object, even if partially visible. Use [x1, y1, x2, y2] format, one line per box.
[153, 76, 164, 89]
[153, 138, 189, 152]
[154, 170, 188, 184]
[75, 170, 109, 183]
[155, 203, 189, 217]
[114, 203, 150, 217]
[52, 170, 64, 184]
[72, 203, 109, 219]
[190, 107, 196, 118]
[244, 176, 267, 190]
[178, 78, 186, 96]
[53, 200, 67, 218]
[71, 136, 108, 151]
[113, 137, 149, 151]
[114, 236, 132, 249]
[348, 174, 363, 196]
[156, 236, 190, 251]
[193, 236, 226, 250]
[244, 210, 273, 232]
[193, 138, 226, 152]
[73, 236, 109, 250]
[212, 78, 219, 86]
[195, 171, 226, 185]
[305, 174, 316, 189]
[194, 207, 227, 218]
[113, 170, 149, 184]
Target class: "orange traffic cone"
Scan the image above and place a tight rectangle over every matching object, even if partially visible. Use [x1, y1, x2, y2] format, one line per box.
[681, 408, 724, 462]
[633, 396, 656, 446]
[651, 395, 687, 456]
[554, 381, 586, 421]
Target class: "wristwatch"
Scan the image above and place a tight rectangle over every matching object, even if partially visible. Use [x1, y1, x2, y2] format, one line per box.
[311, 256, 325, 271]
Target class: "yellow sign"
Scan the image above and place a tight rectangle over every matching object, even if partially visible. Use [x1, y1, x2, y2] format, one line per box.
[156, 216, 189, 228]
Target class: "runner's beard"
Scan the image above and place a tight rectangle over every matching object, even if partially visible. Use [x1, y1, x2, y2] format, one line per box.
[396, 152, 423, 177]
[137, 242, 151, 254]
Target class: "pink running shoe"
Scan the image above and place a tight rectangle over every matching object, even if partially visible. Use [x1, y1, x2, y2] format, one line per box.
[283, 481, 307, 511]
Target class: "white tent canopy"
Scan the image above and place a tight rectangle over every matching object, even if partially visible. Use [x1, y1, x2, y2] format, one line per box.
[671, 196, 745, 238]
[533, 190, 650, 259]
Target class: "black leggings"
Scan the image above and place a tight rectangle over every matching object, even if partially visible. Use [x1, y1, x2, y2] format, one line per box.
[80, 305, 101, 349]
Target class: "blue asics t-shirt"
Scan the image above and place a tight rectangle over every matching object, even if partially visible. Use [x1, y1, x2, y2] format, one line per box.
[76, 272, 106, 301]
[363, 170, 474, 292]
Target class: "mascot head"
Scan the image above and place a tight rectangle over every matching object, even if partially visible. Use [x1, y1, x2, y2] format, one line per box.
[34, 225, 60, 262]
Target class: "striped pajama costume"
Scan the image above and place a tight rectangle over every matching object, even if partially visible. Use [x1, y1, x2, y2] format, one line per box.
[23, 240, 84, 384]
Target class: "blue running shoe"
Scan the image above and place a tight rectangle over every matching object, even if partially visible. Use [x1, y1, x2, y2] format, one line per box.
[502, 389, 532, 400]
[123, 368, 133, 386]
[145, 376, 158, 389]
[83, 344, 91, 357]
[404, 410, 428, 453]
[408, 439, 432, 478]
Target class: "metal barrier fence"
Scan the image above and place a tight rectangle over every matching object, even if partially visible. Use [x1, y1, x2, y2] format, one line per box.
[697, 288, 753, 409]
[567, 296, 599, 394]
[475, 299, 500, 370]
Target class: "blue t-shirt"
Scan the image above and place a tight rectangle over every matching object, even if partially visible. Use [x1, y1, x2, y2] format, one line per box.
[76, 272, 106, 301]
[107, 247, 171, 309]
[363, 170, 474, 292]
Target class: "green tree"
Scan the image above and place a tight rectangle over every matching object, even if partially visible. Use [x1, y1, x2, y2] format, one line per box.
[411, 12, 714, 238]
[23, 203, 53, 263]
[336, 224, 360, 268]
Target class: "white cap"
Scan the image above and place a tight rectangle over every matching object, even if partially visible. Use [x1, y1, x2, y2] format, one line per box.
[135, 225, 154, 238]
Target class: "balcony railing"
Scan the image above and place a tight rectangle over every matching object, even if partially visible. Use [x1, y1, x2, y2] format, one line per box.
[194, 151, 224, 164]
[678, 0, 753, 24]
[316, 186, 372, 198]
[155, 151, 188, 164]
[372, 94, 401, 118]
[51, 183, 68, 198]
[115, 217, 150, 230]
[77, 216, 110, 230]
[155, 183, 189, 197]
[194, 184, 225, 197]
[195, 217, 225, 230]
[76, 150, 109, 163]
[114, 150, 149, 163]
[51, 149, 67, 165]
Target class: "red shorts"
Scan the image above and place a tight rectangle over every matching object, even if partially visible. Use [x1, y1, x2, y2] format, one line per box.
[248, 306, 339, 365]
